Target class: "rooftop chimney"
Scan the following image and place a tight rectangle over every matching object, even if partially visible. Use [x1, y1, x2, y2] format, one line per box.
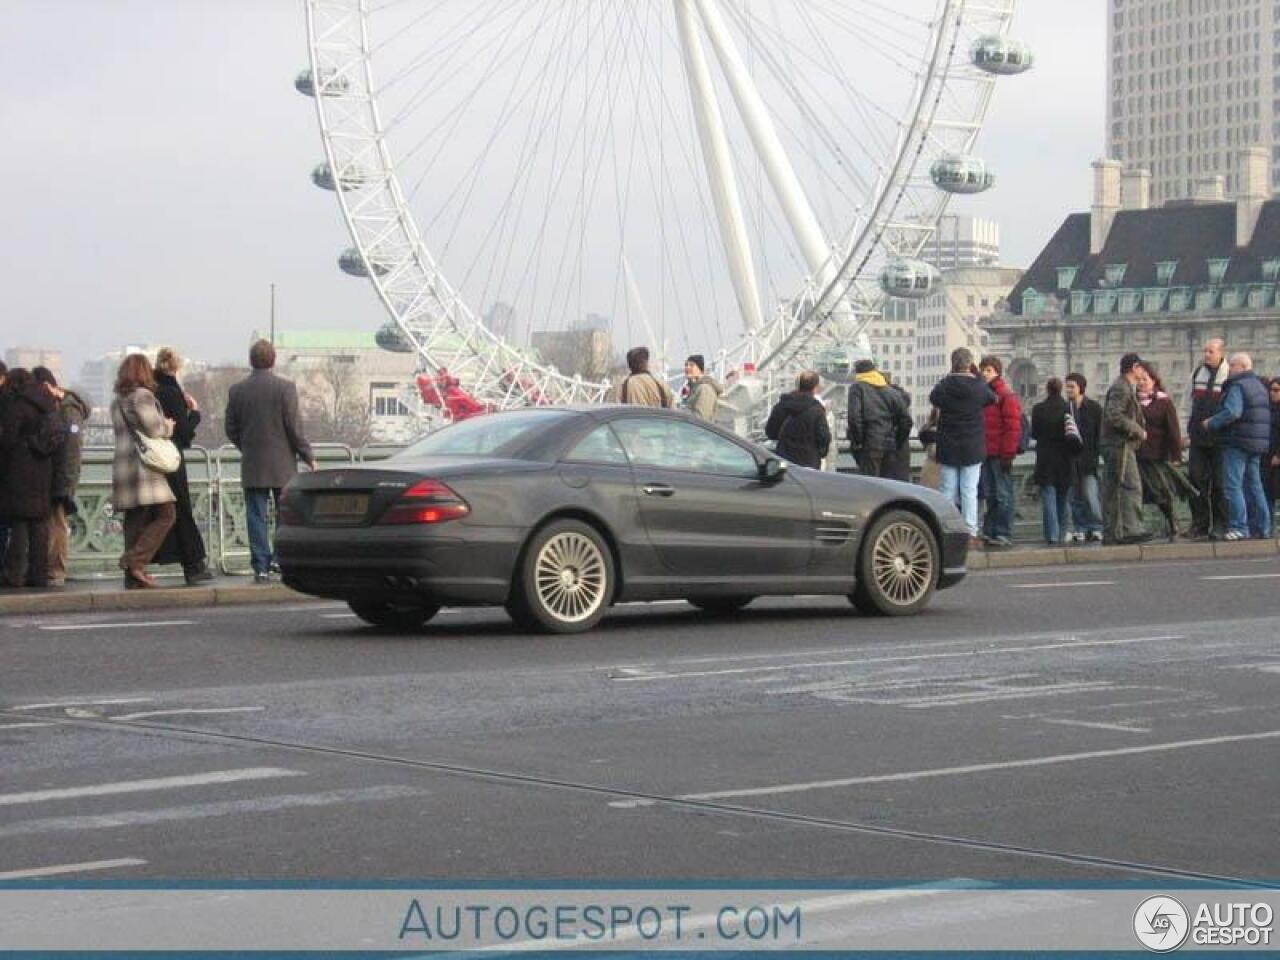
[1090, 159, 1122, 255]
[1235, 146, 1270, 247]
[1120, 168, 1151, 211]
[1193, 175, 1225, 204]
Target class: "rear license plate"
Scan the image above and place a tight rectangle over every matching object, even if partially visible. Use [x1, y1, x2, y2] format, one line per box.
[311, 493, 370, 523]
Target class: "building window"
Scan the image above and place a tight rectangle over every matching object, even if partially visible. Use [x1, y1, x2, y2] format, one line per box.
[1056, 266, 1078, 290]
[1155, 260, 1178, 284]
[1207, 258, 1230, 284]
[1103, 263, 1128, 287]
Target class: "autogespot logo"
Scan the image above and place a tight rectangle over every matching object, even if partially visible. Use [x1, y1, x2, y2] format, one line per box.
[1134, 896, 1191, 952]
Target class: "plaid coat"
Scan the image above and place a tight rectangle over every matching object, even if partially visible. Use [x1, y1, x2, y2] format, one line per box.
[111, 388, 176, 511]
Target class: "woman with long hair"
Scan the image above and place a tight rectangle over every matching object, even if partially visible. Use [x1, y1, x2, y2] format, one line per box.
[150, 347, 213, 584]
[110, 353, 177, 588]
[1135, 361, 1195, 539]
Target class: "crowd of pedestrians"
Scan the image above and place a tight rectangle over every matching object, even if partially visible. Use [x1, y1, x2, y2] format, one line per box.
[0, 338, 312, 590]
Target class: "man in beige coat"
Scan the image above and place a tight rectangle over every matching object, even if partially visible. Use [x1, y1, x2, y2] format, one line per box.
[618, 346, 673, 408]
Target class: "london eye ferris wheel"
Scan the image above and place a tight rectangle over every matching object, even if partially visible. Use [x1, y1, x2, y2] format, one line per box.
[298, 0, 1032, 425]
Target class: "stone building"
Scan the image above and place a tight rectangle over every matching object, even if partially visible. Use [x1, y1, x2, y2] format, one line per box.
[984, 151, 1280, 406]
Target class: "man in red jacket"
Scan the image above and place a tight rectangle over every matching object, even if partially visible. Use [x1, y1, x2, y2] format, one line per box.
[979, 356, 1023, 547]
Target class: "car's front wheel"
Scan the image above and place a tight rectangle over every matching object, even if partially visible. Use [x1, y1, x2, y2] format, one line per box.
[347, 599, 441, 630]
[687, 596, 755, 615]
[508, 519, 614, 633]
[850, 509, 938, 616]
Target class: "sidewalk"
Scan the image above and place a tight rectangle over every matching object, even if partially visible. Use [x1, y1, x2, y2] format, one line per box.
[1, 538, 1275, 617]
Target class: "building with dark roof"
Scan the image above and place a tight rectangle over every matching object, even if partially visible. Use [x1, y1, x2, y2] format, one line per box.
[984, 149, 1280, 404]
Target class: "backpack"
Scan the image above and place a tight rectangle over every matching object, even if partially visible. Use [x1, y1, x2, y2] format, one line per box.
[1016, 409, 1032, 454]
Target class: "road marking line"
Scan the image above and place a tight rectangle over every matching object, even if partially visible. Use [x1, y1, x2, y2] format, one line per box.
[613, 635, 1184, 682]
[0, 767, 303, 807]
[0, 722, 57, 731]
[1010, 581, 1115, 589]
[11, 697, 153, 712]
[1201, 573, 1280, 581]
[0, 858, 147, 880]
[677, 730, 1280, 801]
[1039, 717, 1152, 734]
[112, 707, 265, 721]
[40, 620, 196, 632]
[320, 613, 358, 619]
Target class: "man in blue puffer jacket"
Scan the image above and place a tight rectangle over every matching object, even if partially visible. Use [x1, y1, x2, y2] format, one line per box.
[1203, 352, 1274, 540]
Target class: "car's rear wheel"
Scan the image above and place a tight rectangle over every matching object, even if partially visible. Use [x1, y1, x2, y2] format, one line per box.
[850, 509, 938, 616]
[347, 599, 441, 630]
[508, 519, 613, 634]
[687, 596, 755, 615]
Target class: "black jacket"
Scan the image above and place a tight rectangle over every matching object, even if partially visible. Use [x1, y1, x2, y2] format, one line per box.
[765, 391, 831, 469]
[847, 375, 910, 453]
[154, 371, 202, 451]
[1188, 360, 1229, 448]
[927, 374, 995, 467]
[0, 383, 64, 520]
[1032, 395, 1076, 489]
[1069, 396, 1102, 479]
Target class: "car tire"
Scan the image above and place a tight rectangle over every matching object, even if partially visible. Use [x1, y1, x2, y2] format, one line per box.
[347, 599, 441, 630]
[687, 596, 755, 615]
[850, 509, 938, 617]
[509, 519, 614, 634]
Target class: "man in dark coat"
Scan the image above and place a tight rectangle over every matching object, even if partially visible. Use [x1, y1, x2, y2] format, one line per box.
[226, 340, 315, 582]
[765, 370, 831, 469]
[928, 347, 996, 539]
[1203, 353, 1273, 540]
[1185, 338, 1230, 538]
[884, 381, 913, 482]
[1100, 353, 1151, 545]
[846, 359, 911, 479]
[0, 369, 65, 587]
[1064, 373, 1103, 542]
[32, 367, 90, 586]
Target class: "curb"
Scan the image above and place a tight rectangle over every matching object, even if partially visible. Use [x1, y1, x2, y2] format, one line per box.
[2, 540, 1276, 617]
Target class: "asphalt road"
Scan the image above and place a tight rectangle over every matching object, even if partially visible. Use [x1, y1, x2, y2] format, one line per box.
[1, 555, 1278, 885]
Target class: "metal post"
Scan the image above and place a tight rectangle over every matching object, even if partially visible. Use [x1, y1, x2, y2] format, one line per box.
[270, 283, 276, 344]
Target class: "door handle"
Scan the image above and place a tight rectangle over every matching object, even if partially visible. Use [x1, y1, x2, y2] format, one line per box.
[642, 483, 675, 497]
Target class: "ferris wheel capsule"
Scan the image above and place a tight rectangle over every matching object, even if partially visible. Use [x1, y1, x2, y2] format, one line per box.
[338, 247, 390, 277]
[294, 67, 351, 98]
[971, 36, 1034, 75]
[879, 259, 941, 299]
[930, 153, 995, 194]
[375, 321, 414, 353]
[311, 162, 373, 192]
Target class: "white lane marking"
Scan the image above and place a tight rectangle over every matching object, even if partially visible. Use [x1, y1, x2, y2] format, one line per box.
[1039, 717, 1152, 734]
[11, 697, 153, 712]
[320, 613, 358, 619]
[677, 729, 1280, 802]
[0, 786, 428, 840]
[0, 767, 303, 807]
[1010, 581, 1115, 589]
[0, 858, 147, 880]
[0, 722, 57, 731]
[111, 707, 265, 722]
[1201, 573, 1280, 581]
[39, 620, 196, 633]
[613, 635, 1185, 682]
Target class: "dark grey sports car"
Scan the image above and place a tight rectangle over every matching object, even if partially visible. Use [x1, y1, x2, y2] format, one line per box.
[277, 406, 969, 632]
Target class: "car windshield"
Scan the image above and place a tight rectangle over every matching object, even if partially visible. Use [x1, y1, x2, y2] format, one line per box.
[400, 410, 577, 458]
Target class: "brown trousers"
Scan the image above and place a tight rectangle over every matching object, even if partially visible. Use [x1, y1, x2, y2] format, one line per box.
[120, 503, 176, 572]
[48, 502, 70, 583]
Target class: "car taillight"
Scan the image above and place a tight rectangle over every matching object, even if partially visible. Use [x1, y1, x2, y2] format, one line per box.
[377, 478, 470, 525]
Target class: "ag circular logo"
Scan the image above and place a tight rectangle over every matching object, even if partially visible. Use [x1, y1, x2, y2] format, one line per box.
[1134, 896, 1190, 952]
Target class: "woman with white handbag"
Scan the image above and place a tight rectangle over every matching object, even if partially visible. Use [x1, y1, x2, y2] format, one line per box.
[110, 354, 178, 589]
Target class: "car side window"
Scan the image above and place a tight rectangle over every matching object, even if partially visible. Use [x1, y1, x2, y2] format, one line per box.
[565, 424, 630, 465]
[612, 418, 758, 478]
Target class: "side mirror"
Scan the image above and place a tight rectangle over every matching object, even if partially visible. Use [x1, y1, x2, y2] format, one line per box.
[760, 456, 788, 481]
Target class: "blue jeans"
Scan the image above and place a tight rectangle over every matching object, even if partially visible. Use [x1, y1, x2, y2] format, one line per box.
[1220, 447, 1273, 538]
[1040, 485, 1070, 543]
[981, 457, 1016, 540]
[244, 488, 281, 574]
[1068, 473, 1103, 534]
[940, 463, 982, 536]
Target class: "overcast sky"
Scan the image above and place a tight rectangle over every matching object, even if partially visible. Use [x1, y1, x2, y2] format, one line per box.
[0, 0, 1104, 379]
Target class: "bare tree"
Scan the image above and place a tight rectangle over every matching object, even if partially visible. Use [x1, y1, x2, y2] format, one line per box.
[182, 366, 246, 449]
[301, 355, 375, 448]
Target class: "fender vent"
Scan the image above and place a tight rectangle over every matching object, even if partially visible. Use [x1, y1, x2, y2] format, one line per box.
[815, 524, 853, 546]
